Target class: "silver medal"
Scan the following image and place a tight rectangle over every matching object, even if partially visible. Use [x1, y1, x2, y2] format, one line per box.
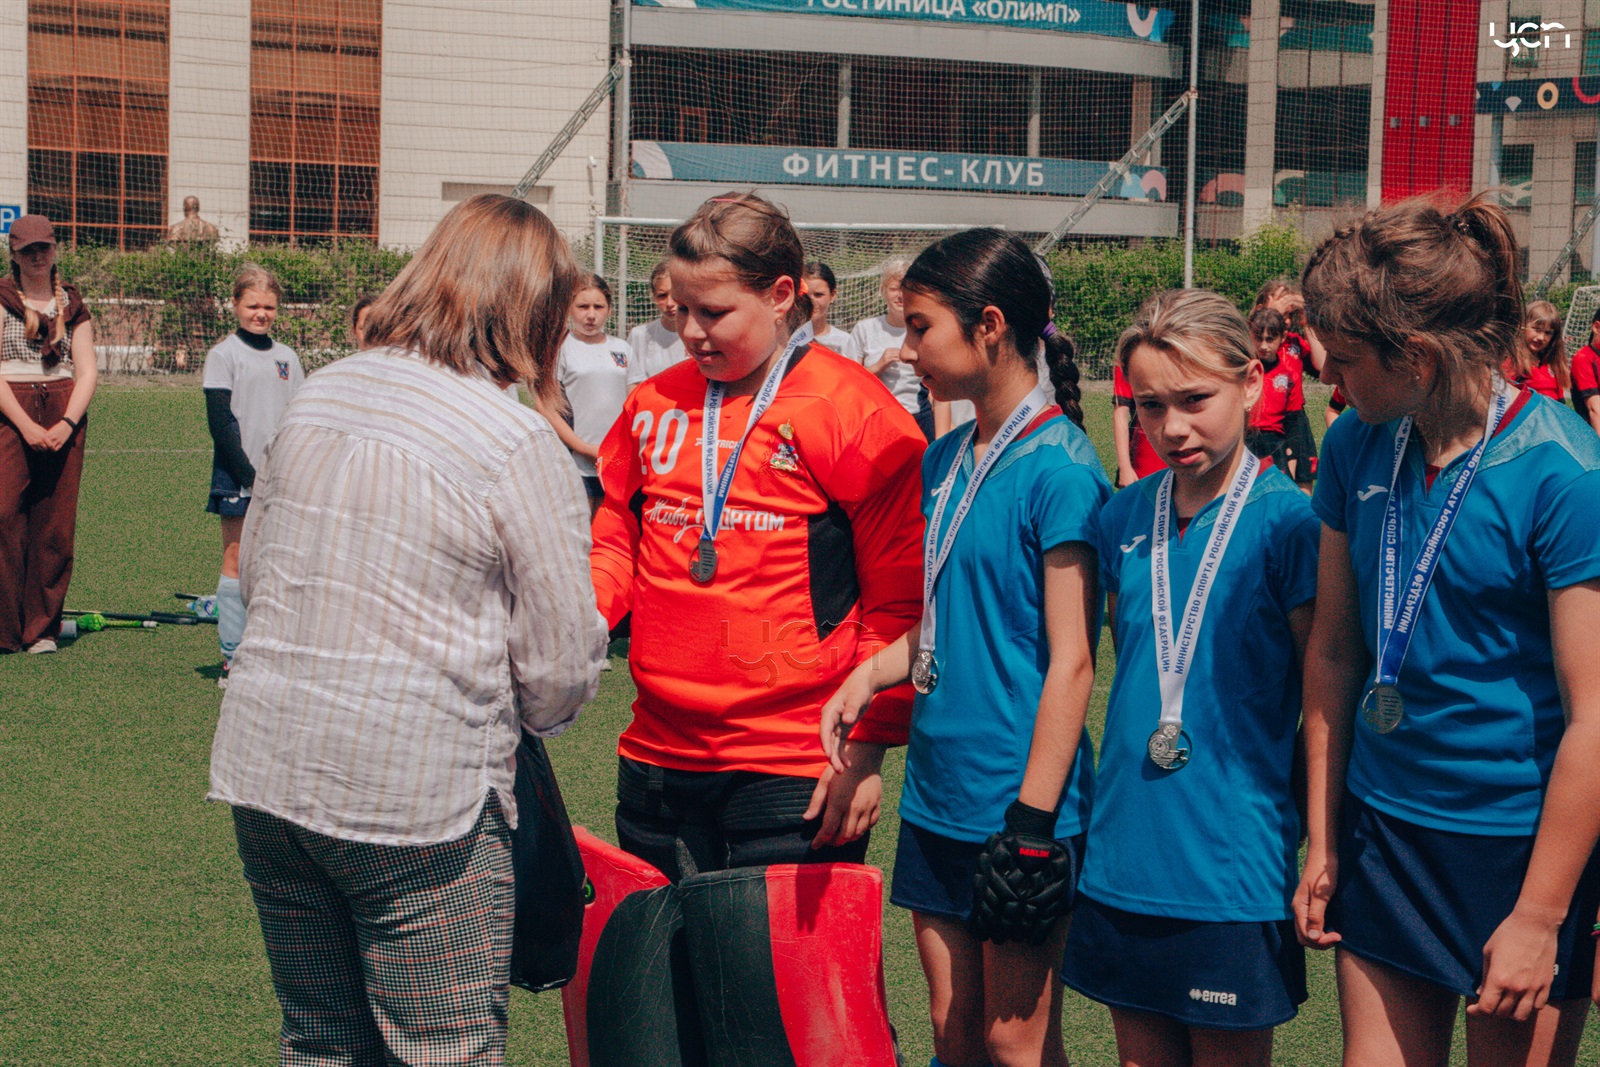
[1360, 684, 1405, 734]
[911, 649, 938, 695]
[689, 540, 718, 584]
[1147, 721, 1191, 770]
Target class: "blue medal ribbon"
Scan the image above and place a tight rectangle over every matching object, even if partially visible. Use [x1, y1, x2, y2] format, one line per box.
[696, 323, 814, 565]
[1372, 381, 1513, 690]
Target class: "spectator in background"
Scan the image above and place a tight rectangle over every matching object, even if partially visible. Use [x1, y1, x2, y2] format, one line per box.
[350, 293, 377, 349]
[1111, 359, 1165, 486]
[210, 194, 607, 1066]
[0, 214, 96, 654]
[1570, 306, 1600, 432]
[1505, 299, 1569, 404]
[625, 259, 686, 387]
[804, 260, 853, 353]
[203, 265, 304, 688]
[847, 256, 934, 439]
[549, 274, 630, 517]
[167, 195, 220, 245]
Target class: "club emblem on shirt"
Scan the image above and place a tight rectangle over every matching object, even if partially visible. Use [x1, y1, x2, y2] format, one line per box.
[1272, 372, 1290, 393]
[611, 348, 628, 368]
[769, 441, 800, 473]
[276, 360, 290, 380]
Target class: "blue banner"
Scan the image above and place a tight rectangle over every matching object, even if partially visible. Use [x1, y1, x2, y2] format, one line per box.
[1477, 77, 1600, 114]
[633, 142, 1168, 200]
[634, 0, 1172, 41]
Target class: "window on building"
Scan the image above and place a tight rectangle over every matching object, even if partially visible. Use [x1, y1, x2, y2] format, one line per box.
[26, 0, 170, 249]
[1039, 71, 1134, 162]
[249, 0, 380, 245]
[1509, 11, 1542, 68]
[1574, 142, 1594, 206]
[631, 49, 838, 148]
[852, 59, 1030, 157]
[1274, 2, 1373, 208]
[1501, 142, 1534, 208]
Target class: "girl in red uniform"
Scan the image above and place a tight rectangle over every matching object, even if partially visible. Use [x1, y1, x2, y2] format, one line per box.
[1504, 299, 1569, 404]
[590, 192, 926, 878]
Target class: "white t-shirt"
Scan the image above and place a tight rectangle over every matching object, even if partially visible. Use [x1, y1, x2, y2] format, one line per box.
[626, 318, 686, 387]
[202, 331, 305, 489]
[813, 324, 852, 355]
[844, 315, 920, 414]
[558, 334, 631, 477]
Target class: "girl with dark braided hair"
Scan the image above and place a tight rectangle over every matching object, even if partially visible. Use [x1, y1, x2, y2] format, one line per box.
[822, 227, 1107, 1067]
[1298, 193, 1600, 1066]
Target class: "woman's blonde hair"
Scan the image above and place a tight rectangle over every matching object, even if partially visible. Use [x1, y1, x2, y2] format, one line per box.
[233, 263, 284, 304]
[361, 194, 580, 398]
[9, 261, 68, 360]
[1116, 288, 1256, 384]
[878, 255, 911, 296]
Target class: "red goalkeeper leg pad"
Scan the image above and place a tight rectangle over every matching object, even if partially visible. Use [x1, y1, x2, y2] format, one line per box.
[561, 828, 703, 1067]
[676, 864, 899, 1067]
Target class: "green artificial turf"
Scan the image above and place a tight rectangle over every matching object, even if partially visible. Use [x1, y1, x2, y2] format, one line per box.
[0, 381, 1593, 1065]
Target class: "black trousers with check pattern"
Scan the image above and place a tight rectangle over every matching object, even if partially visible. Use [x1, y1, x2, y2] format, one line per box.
[232, 795, 514, 1067]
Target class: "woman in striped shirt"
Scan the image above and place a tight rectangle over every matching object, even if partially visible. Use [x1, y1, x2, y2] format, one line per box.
[209, 194, 608, 1066]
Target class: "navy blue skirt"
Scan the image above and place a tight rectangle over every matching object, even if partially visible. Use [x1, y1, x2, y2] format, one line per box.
[1329, 795, 1600, 1000]
[890, 819, 1084, 922]
[205, 463, 251, 517]
[1060, 895, 1307, 1031]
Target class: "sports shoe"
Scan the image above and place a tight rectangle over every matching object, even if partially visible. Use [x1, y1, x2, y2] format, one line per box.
[27, 638, 57, 654]
[217, 661, 230, 689]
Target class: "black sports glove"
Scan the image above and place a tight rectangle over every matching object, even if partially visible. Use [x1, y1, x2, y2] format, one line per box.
[968, 800, 1076, 946]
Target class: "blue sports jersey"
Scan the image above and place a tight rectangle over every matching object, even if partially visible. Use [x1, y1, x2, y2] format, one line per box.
[1080, 464, 1319, 922]
[898, 412, 1111, 843]
[1313, 393, 1600, 835]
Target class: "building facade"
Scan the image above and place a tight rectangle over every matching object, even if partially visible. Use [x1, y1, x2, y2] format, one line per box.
[0, 0, 611, 249]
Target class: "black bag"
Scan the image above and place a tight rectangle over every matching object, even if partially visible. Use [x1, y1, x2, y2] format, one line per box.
[508, 731, 588, 992]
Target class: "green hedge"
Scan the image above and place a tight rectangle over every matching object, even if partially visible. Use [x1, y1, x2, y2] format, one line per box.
[1047, 225, 1305, 377]
[32, 242, 413, 372]
[29, 232, 1313, 377]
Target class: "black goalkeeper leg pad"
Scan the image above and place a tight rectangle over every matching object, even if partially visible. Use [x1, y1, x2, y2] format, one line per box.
[677, 864, 900, 1067]
[563, 828, 704, 1067]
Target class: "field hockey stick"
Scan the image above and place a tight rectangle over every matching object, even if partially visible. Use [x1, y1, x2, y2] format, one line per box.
[65, 609, 196, 626]
[67, 613, 157, 632]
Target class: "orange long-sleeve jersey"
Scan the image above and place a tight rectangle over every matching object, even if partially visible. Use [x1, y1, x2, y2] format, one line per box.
[591, 344, 926, 776]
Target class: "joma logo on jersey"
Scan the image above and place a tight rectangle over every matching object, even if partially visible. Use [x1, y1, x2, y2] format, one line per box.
[1189, 988, 1238, 1006]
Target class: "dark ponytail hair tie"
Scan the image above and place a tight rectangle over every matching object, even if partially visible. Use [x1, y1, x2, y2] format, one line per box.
[1041, 322, 1058, 339]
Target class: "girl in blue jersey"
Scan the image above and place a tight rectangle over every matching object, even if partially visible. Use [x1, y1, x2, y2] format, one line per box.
[1059, 288, 1319, 1067]
[820, 228, 1109, 1067]
[1297, 193, 1600, 1067]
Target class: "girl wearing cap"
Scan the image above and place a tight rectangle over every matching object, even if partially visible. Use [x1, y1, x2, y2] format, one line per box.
[0, 214, 96, 654]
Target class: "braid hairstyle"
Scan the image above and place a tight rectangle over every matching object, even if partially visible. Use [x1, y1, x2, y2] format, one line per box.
[1301, 192, 1523, 412]
[902, 228, 1085, 429]
[11, 261, 68, 364]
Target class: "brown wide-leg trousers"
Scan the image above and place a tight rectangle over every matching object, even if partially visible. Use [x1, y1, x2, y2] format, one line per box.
[0, 378, 85, 651]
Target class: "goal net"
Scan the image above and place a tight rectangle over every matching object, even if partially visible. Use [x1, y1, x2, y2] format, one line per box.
[593, 218, 982, 341]
[1564, 286, 1600, 344]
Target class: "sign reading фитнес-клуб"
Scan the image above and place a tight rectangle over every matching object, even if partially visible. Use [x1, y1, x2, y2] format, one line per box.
[632, 142, 1170, 201]
[634, 0, 1173, 41]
